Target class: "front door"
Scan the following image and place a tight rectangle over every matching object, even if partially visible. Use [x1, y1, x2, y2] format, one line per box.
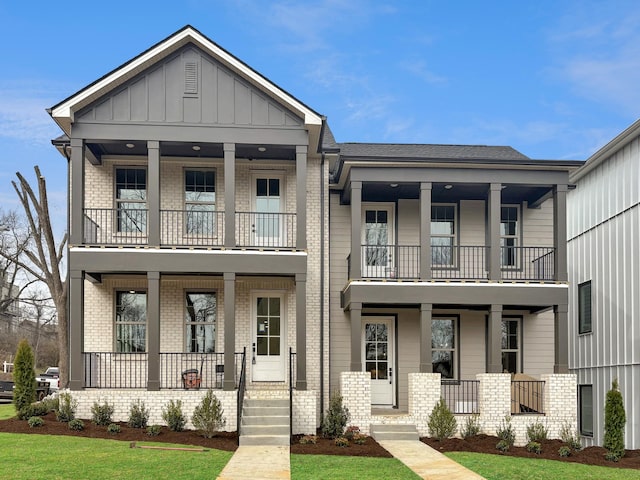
[363, 317, 395, 406]
[361, 204, 395, 278]
[252, 174, 284, 247]
[252, 293, 285, 382]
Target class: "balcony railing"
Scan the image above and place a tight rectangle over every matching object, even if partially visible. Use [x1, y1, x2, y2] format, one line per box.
[441, 379, 480, 414]
[511, 380, 545, 414]
[83, 352, 244, 389]
[236, 212, 296, 248]
[501, 246, 555, 281]
[161, 210, 224, 247]
[84, 208, 148, 245]
[359, 245, 420, 279]
[432, 245, 488, 280]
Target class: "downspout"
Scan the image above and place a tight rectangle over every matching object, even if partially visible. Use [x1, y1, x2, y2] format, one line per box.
[320, 151, 325, 417]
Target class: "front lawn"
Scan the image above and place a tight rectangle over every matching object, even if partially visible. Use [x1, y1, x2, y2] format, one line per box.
[0, 404, 15, 420]
[290, 454, 421, 479]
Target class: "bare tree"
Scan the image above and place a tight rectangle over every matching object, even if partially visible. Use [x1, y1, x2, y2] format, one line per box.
[0, 167, 68, 386]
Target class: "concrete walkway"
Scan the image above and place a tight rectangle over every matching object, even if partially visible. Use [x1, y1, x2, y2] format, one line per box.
[378, 440, 485, 479]
[216, 445, 290, 480]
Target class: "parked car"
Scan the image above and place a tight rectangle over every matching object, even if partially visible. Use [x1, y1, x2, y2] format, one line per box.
[36, 367, 59, 392]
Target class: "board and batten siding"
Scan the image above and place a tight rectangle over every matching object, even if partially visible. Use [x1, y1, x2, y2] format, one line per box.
[568, 133, 640, 449]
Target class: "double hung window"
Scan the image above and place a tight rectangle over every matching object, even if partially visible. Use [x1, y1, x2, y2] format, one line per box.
[116, 168, 147, 234]
[185, 292, 216, 353]
[185, 170, 216, 236]
[115, 291, 146, 353]
[500, 206, 519, 267]
[501, 318, 520, 373]
[431, 205, 456, 266]
[432, 318, 456, 379]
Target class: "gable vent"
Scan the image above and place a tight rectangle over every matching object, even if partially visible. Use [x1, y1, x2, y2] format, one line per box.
[184, 62, 198, 94]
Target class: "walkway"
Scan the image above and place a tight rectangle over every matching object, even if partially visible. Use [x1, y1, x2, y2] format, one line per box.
[216, 445, 290, 480]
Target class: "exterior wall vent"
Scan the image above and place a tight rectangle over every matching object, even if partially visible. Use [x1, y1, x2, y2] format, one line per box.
[184, 62, 198, 94]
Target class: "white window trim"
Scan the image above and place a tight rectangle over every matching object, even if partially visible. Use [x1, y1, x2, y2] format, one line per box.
[183, 168, 217, 237]
[431, 203, 457, 268]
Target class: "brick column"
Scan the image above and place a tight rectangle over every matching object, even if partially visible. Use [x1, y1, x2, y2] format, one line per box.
[408, 373, 441, 435]
[542, 373, 577, 439]
[340, 371, 370, 433]
[477, 373, 511, 434]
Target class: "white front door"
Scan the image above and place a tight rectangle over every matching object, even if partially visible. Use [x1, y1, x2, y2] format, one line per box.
[361, 204, 395, 278]
[363, 317, 395, 406]
[252, 174, 284, 247]
[251, 293, 285, 382]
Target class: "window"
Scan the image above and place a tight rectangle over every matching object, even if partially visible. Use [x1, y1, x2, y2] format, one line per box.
[115, 291, 146, 352]
[431, 205, 456, 266]
[116, 168, 147, 233]
[185, 292, 216, 353]
[501, 318, 520, 373]
[579, 385, 593, 436]
[185, 170, 216, 235]
[432, 317, 456, 379]
[501, 206, 519, 267]
[579, 281, 592, 334]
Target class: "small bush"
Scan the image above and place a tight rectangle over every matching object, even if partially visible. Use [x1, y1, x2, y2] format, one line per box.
[13, 339, 36, 413]
[162, 399, 187, 432]
[321, 391, 350, 439]
[68, 419, 85, 431]
[299, 435, 317, 445]
[91, 400, 114, 426]
[17, 404, 36, 421]
[128, 400, 150, 429]
[461, 414, 481, 438]
[558, 446, 571, 457]
[344, 425, 360, 440]
[107, 423, 121, 435]
[559, 421, 582, 451]
[353, 433, 368, 445]
[146, 425, 162, 436]
[526, 441, 542, 454]
[496, 416, 516, 448]
[526, 420, 548, 443]
[56, 392, 77, 423]
[28, 416, 44, 428]
[496, 439, 510, 452]
[42, 396, 59, 413]
[605, 451, 622, 462]
[334, 436, 349, 447]
[604, 378, 626, 462]
[428, 398, 457, 441]
[192, 389, 225, 438]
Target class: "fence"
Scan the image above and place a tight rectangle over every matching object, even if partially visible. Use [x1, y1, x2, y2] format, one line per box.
[440, 379, 480, 414]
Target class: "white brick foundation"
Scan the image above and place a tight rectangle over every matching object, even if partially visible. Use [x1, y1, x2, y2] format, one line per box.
[292, 390, 317, 435]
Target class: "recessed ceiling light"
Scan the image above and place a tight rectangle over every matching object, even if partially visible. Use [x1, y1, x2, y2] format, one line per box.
[501, 185, 507, 189]
[192, 145, 201, 151]
[125, 143, 135, 149]
[390, 183, 398, 188]
[258, 146, 267, 152]
[444, 184, 453, 190]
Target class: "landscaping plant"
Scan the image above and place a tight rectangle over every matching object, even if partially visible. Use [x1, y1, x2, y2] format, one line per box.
[604, 378, 626, 461]
[495, 416, 516, 451]
[461, 414, 481, 438]
[68, 419, 85, 431]
[526, 419, 548, 443]
[162, 399, 187, 432]
[107, 423, 121, 434]
[559, 421, 582, 451]
[91, 399, 115, 426]
[146, 425, 162, 436]
[192, 389, 225, 438]
[56, 392, 77, 423]
[526, 441, 542, 454]
[321, 390, 350, 439]
[427, 398, 457, 441]
[13, 339, 36, 418]
[128, 399, 150, 429]
[28, 416, 44, 428]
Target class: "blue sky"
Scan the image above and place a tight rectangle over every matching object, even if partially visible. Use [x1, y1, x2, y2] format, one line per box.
[1, 0, 640, 233]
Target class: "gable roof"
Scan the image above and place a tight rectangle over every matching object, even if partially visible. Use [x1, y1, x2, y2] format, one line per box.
[49, 25, 323, 135]
[337, 143, 531, 161]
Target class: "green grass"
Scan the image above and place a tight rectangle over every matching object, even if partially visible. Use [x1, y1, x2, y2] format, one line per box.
[291, 454, 421, 479]
[447, 452, 640, 480]
[0, 404, 15, 420]
[0, 433, 233, 479]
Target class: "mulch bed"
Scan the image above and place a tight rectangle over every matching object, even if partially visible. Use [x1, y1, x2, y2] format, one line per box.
[291, 432, 392, 457]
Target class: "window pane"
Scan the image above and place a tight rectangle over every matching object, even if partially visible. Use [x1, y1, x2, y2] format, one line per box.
[116, 168, 147, 200]
[116, 324, 146, 353]
[366, 343, 377, 360]
[269, 337, 280, 356]
[256, 337, 268, 355]
[269, 297, 280, 316]
[257, 297, 268, 316]
[116, 292, 147, 323]
[579, 282, 592, 334]
[268, 178, 280, 196]
[377, 362, 388, 379]
[269, 317, 280, 335]
[580, 385, 593, 436]
[366, 362, 377, 379]
[432, 351, 454, 379]
[117, 204, 147, 233]
[186, 323, 215, 353]
[501, 320, 518, 349]
[186, 205, 215, 235]
[185, 293, 216, 323]
[502, 351, 517, 374]
[432, 319, 454, 349]
[256, 178, 267, 197]
[185, 170, 215, 202]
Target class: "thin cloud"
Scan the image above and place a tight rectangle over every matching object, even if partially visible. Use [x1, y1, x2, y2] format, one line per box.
[0, 84, 60, 144]
[400, 60, 447, 85]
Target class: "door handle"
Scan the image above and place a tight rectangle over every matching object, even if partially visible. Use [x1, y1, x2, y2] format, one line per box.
[389, 367, 393, 384]
[252, 342, 256, 364]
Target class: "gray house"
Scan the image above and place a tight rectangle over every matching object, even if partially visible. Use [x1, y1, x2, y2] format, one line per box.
[568, 119, 640, 449]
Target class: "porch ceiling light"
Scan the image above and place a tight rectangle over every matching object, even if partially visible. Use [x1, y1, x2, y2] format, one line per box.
[258, 146, 267, 152]
[444, 184, 453, 190]
[390, 183, 398, 188]
[125, 143, 135, 149]
[192, 145, 201, 151]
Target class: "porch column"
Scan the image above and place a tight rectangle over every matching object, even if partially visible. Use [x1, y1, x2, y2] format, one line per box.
[224, 144, 236, 248]
[554, 184, 568, 282]
[419, 303, 433, 372]
[554, 304, 569, 373]
[147, 271, 160, 391]
[296, 146, 307, 250]
[350, 182, 362, 279]
[419, 183, 432, 280]
[295, 273, 307, 390]
[223, 272, 236, 390]
[488, 183, 502, 280]
[68, 270, 84, 390]
[147, 141, 160, 246]
[69, 138, 85, 246]
[487, 304, 503, 373]
[350, 302, 362, 371]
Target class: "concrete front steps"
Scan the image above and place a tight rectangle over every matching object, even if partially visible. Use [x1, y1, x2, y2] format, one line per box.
[370, 423, 419, 441]
[239, 398, 290, 446]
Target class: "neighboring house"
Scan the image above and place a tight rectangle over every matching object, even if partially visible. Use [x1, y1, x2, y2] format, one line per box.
[568, 119, 640, 449]
[49, 25, 580, 444]
[0, 272, 20, 334]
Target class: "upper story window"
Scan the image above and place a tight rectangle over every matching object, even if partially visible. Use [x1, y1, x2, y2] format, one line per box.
[116, 168, 147, 233]
[185, 292, 216, 353]
[500, 206, 519, 267]
[432, 317, 457, 379]
[115, 291, 146, 352]
[578, 281, 592, 334]
[431, 205, 456, 266]
[185, 170, 216, 236]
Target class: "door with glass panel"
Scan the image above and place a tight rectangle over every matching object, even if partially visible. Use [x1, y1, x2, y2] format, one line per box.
[251, 293, 285, 382]
[361, 204, 395, 278]
[252, 174, 284, 247]
[362, 317, 395, 405]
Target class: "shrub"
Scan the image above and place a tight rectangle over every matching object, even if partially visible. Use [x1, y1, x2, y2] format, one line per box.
[29, 401, 49, 417]
[91, 399, 114, 426]
[427, 398, 457, 441]
[495, 416, 516, 448]
[334, 436, 349, 447]
[13, 339, 36, 413]
[353, 433, 368, 445]
[604, 378, 626, 462]
[558, 446, 571, 457]
[461, 414, 481, 438]
[559, 421, 582, 451]
[128, 400, 150, 429]
[299, 435, 317, 445]
[68, 419, 85, 431]
[526, 420, 548, 443]
[526, 441, 542, 454]
[146, 425, 162, 436]
[191, 389, 225, 438]
[42, 396, 59, 413]
[321, 391, 350, 439]
[17, 404, 36, 421]
[344, 425, 360, 440]
[56, 392, 77, 423]
[107, 423, 121, 435]
[496, 439, 510, 452]
[162, 399, 186, 432]
[28, 416, 44, 428]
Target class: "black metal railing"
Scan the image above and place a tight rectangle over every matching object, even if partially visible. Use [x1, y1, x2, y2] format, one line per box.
[500, 247, 555, 281]
[359, 245, 420, 279]
[160, 210, 224, 247]
[160, 353, 229, 389]
[236, 347, 247, 441]
[84, 352, 148, 388]
[83, 208, 148, 245]
[441, 379, 480, 414]
[432, 245, 488, 280]
[511, 380, 545, 414]
[236, 212, 296, 248]
[289, 348, 296, 438]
